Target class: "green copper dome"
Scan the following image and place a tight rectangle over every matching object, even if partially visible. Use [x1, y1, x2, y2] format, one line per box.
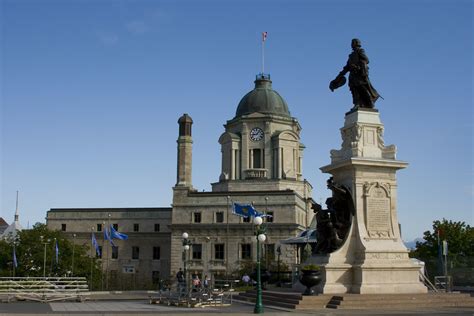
[235, 74, 291, 118]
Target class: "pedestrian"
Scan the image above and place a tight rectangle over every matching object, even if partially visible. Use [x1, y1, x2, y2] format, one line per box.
[203, 275, 210, 288]
[242, 273, 250, 285]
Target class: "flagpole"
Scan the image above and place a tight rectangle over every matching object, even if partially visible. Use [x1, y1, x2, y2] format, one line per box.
[90, 227, 94, 291]
[226, 196, 230, 279]
[13, 244, 16, 277]
[106, 213, 111, 290]
[262, 34, 265, 74]
[101, 221, 105, 291]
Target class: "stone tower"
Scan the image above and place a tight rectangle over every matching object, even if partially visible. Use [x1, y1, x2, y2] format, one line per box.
[212, 74, 309, 197]
[176, 113, 193, 188]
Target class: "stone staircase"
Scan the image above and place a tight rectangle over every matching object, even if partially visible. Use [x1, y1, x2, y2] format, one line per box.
[325, 293, 474, 309]
[236, 290, 474, 310]
[235, 290, 332, 310]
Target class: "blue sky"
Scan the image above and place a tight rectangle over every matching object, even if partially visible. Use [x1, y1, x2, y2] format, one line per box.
[1, 0, 472, 241]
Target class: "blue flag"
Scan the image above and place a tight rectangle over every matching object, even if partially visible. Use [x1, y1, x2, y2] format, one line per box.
[232, 203, 273, 219]
[104, 227, 116, 247]
[13, 247, 18, 268]
[233, 203, 259, 218]
[55, 240, 59, 264]
[91, 233, 101, 257]
[110, 225, 128, 240]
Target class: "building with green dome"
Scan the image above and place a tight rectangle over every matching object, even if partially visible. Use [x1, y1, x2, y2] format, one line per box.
[171, 74, 314, 281]
[46, 73, 315, 289]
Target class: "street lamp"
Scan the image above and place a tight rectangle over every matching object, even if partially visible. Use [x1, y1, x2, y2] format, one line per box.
[276, 246, 281, 287]
[40, 236, 50, 278]
[182, 232, 192, 293]
[71, 233, 77, 276]
[253, 216, 266, 314]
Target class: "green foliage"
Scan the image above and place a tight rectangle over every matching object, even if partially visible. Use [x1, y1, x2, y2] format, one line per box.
[410, 219, 474, 285]
[301, 243, 312, 263]
[301, 264, 320, 271]
[0, 223, 102, 288]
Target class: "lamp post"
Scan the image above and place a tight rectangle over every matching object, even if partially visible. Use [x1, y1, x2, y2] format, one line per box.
[276, 246, 281, 287]
[254, 216, 266, 314]
[105, 214, 111, 290]
[226, 196, 230, 279]
[71, 233, 77, 276]
[40, 236, 50, 278]
[90, 227, 94, 290]
[182, 232, 192, 294]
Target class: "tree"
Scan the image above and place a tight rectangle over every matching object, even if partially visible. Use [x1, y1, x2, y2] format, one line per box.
[0, 223, 102, 289]
[410, 219, 474, 285]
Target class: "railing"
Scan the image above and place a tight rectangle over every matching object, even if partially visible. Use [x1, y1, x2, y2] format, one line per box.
[0, 277, 89, 303]
[419, 271, 438, 292]
[244, 169, 267, 180]
[434, 276, 452, 292]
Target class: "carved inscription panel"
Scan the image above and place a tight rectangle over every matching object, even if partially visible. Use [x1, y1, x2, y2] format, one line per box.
[364, 183, 392, 238]
[367, 196, 390, 231]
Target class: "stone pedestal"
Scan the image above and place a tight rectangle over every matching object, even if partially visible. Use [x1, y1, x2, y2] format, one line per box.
[310, 109, 426, 294]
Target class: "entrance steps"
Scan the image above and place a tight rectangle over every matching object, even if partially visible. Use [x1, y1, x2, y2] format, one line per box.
[325, 293, 474, 309]
[236, 290, 474, 310]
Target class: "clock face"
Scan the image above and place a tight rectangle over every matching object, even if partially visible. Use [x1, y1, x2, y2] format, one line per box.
[250, 127, 264, 141]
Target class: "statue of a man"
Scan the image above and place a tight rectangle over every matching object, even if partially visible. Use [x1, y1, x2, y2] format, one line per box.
[330, 39, 380, 109]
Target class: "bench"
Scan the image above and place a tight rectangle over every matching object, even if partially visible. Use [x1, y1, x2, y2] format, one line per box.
[0, 277, 89, 303]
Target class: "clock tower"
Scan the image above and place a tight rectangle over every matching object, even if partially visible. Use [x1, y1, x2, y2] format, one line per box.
[212, 74, 308, 197]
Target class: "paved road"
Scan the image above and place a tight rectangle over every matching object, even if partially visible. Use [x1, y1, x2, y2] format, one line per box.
[0, 300, 473, 315]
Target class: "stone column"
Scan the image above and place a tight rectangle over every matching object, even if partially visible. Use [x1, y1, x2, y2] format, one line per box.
[313, 109, 426, 294]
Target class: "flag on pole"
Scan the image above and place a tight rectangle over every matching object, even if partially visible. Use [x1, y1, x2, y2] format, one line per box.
[110, 225, 128, 240]
[262, 31, 267, 42]
[55, 240, 59, 264]
[13, 247, 18, 268]
[91, 233, 101, 257]
[104, 226, 116, 247]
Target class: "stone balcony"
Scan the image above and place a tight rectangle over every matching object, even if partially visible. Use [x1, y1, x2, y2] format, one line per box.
[244, 168, 268, 180]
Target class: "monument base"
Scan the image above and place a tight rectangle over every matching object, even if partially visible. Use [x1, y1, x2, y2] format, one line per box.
[308, 109, 427, 294]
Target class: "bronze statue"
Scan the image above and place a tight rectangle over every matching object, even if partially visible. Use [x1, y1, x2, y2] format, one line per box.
[312, 177, 354, 254]
[330, 38, 380, 109]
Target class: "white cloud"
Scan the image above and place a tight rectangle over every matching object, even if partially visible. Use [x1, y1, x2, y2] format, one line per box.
[97, 31, 119, 45]
[126, 21, 148, 35]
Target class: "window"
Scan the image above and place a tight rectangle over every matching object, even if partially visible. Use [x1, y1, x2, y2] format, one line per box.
[253, 149, 262, 168]
[241, 244, 252, 260]
[192, 244, 202, 260]
[97, 223, 102, 232]
[97, 246, 103, 259]
[113, 224, 118, 231]
[193, 212, 201, 223]
[133, 223, 139, 232]
[154, 223, 160, 232]
[264, 244, 275, 261]
[132, 246, 140, 260]
[214, 244, 225, 260]
[215, 212, 224, 223]
[152, 271, 160, 285]
[61, 224, 67, 231]
[266, 212, 274, 223]
[112, 246, 118, 259]
[243, 217, 251, 223]
[153, 246, 161, 260]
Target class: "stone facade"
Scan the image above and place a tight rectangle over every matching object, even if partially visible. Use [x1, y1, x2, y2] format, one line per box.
[170, 75, 314, 282]
[46, 208, 171, 290]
